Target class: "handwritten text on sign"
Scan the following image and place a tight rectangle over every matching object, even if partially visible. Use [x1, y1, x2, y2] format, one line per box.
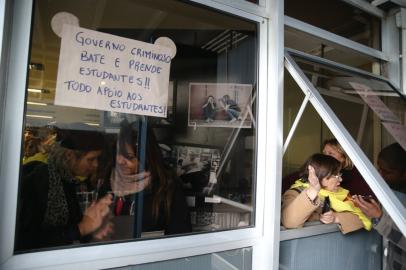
[55, 25, 173, 117]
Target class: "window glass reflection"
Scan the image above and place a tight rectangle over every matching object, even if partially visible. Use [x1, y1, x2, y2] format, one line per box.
[16, 0, 258, 252]
[285, 0, 381, 49]
[282, 54, 405, 270]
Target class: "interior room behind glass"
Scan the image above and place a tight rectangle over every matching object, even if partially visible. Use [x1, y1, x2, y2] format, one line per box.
[17, 0, 258, 252]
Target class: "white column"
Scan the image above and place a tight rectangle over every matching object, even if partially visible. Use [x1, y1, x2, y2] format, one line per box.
[396, 8, 406, 93]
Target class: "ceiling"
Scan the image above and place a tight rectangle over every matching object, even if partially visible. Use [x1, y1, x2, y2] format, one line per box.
[28, 0, 383, 103]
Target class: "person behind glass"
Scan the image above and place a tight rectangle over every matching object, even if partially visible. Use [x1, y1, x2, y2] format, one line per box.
[282, 153, 372, 234]
[218, 94, 241, 122]
[23, 136, 43, 163]
[202, 95, 217, 123]
[16, 127, 113, 250]
[352, 143, 406, 270]
[22, 126, 58, 176]
[323, 138, 376, 199]
[99, 120, 191, 240]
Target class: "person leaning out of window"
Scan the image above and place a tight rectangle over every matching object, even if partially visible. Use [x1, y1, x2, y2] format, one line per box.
[281, 153, 372, 234]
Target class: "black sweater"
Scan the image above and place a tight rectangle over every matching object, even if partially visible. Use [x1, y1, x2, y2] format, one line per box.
[16, 163, 89, 251]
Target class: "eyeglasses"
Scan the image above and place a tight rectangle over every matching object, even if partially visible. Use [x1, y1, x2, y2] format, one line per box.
[332, 173, 342, 180]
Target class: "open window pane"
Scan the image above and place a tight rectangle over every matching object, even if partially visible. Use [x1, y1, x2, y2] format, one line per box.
[290, 51, 405, 165]
[283, 49, 405, 270]
[285, 0, 381, 50]
[16, 0, 258, 253]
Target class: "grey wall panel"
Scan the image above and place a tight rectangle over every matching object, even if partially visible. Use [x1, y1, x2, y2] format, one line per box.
[279, 230, 382, 270]
[112, 247, 252, 270]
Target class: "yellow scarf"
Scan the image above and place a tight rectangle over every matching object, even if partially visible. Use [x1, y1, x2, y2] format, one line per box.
[23, 152, 48, 165]
[22, 152, 87, 182]
[290, 180, 372, 230]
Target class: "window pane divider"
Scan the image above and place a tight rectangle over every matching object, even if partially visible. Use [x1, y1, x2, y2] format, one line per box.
[283, 92, 311, 155]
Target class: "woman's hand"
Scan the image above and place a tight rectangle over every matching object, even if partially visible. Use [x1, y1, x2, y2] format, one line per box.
[306, 165, 321, 201]
[352, 195, 382, 219]
[320, 210, 339, 224]
[78, 194, 113, 236]
[93, 221, 114, 241]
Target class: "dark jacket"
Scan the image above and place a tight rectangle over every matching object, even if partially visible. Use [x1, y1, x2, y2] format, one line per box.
[16, 163, 89, 251]
[98, 173, 192, 240]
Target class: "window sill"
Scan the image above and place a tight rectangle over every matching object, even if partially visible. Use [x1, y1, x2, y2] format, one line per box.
[280, 222, 339, 241]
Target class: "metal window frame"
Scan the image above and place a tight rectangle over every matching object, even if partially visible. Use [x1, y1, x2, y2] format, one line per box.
[285, 47, 405, 98]
[0, 1, 278, 270]
[285, 16, 388, 62]
[340, 0, 386, 18]
[284, 48, 406, 237]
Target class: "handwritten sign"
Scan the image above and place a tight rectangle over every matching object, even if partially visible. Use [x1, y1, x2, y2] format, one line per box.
[55, 25, 174, 117]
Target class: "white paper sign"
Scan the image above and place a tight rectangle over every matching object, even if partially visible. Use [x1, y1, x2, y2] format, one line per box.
[349, 82, 400, 124]
[55, 25, 174, 117]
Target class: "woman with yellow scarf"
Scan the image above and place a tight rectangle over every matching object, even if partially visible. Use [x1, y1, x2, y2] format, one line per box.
[282, 154, 371, 234]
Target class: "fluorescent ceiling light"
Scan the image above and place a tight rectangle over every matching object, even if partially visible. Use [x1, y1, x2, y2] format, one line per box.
[85, 122, 100, 126]
[26, 114, 53, 119]
[27, 101, 47, 106]
[28, 88, 43, 93]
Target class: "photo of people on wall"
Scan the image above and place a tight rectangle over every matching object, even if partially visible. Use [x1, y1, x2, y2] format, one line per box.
[188, 83, 253, 128]
[172, 145, 221, 194]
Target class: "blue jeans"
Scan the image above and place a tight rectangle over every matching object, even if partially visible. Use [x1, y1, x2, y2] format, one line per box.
[225, 108, 240, 120]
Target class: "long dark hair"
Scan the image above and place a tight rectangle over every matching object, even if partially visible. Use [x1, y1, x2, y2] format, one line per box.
[117, 119, 175, 220]
[300, 153, 341, 183]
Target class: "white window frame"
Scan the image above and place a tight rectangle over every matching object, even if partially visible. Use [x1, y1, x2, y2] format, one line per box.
[0, 0, 283, 269]
[284, 48, 406, 237]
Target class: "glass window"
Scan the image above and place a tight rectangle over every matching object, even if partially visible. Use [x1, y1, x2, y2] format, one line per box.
[16, 0, 258, 253]
[285, 0, 381, 50]
[282, 50, 405, 270]
[285, 27, 382, 72]
[290, 52, 405, 158]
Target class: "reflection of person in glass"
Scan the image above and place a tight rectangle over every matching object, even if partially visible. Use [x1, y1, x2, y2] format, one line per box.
[282, 154, 371, 234]
[99, 120, 191, 239]
[16, 128, 112, 250]
[218, 94, 240, 122]
[202, 95, 217, 122]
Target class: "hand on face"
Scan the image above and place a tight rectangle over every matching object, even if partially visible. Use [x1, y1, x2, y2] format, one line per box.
[308, 165, 321, 191]
[306, 165, 321, 201]
[352, 195, 382, 219]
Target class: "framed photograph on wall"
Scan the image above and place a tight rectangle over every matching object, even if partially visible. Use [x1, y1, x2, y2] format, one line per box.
[188, 83, 253, 128]
[171, 144, 221, 194]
